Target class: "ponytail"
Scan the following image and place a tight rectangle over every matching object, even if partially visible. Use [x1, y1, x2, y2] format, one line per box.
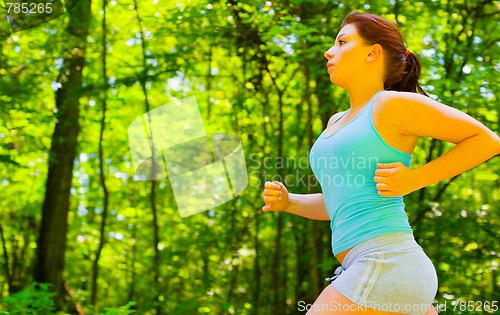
[388, 51, 428, 97]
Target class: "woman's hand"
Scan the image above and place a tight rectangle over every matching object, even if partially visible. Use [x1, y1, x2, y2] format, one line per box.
[262, 181, 289, 212]
[374, 162, 421, 197]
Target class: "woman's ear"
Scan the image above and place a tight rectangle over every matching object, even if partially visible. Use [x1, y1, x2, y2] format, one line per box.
[367, 44, 383, 62]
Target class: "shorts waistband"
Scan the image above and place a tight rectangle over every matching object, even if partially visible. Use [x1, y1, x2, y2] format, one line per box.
[341, 232, 419, 268]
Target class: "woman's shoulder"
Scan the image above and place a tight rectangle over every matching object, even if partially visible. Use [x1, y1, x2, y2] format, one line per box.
[374, 91, 425, 116]
[378, 90, 411, 103]
[378, 90, 427, 105]
[372, 91, 424, 131]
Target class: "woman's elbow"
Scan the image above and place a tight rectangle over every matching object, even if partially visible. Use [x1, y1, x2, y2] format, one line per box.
[481, 130, 500, 156]
[490, 133, 500, 156]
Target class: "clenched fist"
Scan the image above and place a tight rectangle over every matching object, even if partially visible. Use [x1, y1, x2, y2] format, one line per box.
[262, 181, 289, 212]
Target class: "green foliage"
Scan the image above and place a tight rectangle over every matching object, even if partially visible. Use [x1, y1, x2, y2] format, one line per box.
[1, 282, 55, 315]
[0, 0, 498, 314]
[101, 302, 137, 315]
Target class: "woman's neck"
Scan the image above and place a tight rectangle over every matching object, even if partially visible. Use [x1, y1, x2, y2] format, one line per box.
[347, 84, 385, 111]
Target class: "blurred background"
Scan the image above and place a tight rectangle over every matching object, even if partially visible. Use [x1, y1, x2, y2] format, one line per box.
[0, 0, 498, 314]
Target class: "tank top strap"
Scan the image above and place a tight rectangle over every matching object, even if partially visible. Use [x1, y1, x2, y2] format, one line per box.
[327, 90, 385, 128]
[366, 90, 386, 111]
[327, 111, 349, 127]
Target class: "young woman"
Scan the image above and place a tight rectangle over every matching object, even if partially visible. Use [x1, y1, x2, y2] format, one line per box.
[261, 11, 500, 315]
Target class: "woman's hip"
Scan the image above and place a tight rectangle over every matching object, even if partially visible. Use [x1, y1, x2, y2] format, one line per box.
[327, 233, 438, 314]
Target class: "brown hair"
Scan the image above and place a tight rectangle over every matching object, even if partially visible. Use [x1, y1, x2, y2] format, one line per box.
[341, 11, 428, 96]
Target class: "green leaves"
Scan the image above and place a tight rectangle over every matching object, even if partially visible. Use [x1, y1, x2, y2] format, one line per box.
[102, 302, 137, 315]
[2, 282, 55, 315]
[0, 0, 498, 313]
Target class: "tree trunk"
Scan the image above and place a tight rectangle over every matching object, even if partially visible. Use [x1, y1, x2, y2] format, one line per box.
[131, 0, 162, 312]
[272, 90, 284, 314]
[0, 224, 12, 293]
[300, 22, 321, 299]
[33, 0, 92, 309]
[91, 0, 110, 309]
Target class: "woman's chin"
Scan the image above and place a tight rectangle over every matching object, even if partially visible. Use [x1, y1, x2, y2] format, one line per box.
[329, 76, 342, 87]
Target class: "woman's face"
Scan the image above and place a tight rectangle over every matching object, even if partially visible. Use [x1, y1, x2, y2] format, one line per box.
[324, 24, 372, 89]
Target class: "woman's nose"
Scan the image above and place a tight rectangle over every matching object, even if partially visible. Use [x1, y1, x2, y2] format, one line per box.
[324, 48, 334, 60]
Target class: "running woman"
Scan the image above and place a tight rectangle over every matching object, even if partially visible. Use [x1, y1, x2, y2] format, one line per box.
[262, 11, 500, 315]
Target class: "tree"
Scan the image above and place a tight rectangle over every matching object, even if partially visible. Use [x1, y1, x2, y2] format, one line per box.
[33, 0, 92, 310]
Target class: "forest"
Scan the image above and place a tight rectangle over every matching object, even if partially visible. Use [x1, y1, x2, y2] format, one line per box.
[0, 0, 498, 314]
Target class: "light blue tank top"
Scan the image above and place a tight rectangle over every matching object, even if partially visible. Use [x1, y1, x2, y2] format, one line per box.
[309, 91, 413, 256]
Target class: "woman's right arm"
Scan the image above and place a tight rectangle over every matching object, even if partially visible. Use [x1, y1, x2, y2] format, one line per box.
[284, 192, 330, 221]
[262, 181, 330, 221]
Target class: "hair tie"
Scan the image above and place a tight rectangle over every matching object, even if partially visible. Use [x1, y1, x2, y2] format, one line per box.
[404, 49, 410, 58]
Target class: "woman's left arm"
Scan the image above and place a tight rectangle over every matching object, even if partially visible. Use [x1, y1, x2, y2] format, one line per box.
[374, 91, 500, 197]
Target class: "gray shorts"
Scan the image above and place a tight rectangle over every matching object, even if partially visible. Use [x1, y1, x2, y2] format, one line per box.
[327, 233, 438, 315]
